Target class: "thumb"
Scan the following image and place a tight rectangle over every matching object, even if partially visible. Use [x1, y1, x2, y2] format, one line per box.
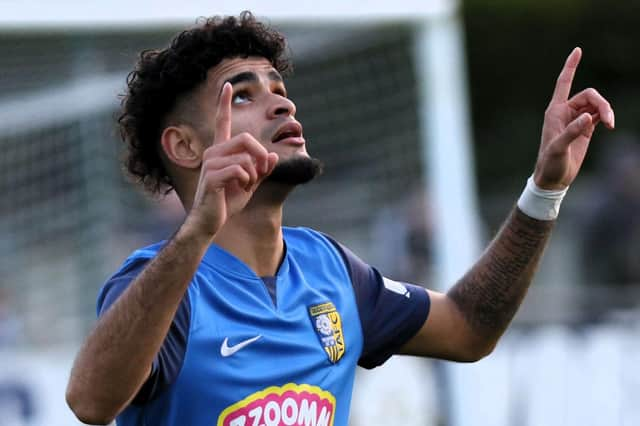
[265, 153, 279, 175]
[553, 112, 592, 150]
[255, 153, 279, 185]
[246, 153, 279, 192]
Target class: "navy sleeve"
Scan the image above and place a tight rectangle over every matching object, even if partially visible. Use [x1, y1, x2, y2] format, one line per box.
[96, 258, 191, 405]
[324, 236, 430, 369]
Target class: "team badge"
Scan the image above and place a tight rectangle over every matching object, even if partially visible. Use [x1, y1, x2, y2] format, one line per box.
[309, 302, 345, 364]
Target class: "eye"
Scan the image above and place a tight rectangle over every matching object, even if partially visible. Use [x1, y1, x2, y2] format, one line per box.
[232, 91, 251, 105]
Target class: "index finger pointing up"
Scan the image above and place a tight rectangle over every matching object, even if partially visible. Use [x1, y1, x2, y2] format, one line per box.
[214, 82, 232, 144]
[551, 47, 582, 103]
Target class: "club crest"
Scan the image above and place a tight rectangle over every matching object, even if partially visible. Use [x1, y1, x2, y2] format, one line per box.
[309, 302, 345, 364]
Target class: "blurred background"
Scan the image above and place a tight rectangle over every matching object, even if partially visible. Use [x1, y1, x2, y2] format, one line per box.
[1, 0, 640, 425]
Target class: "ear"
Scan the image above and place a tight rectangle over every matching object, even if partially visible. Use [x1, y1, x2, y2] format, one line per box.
[160, 125, 203, 170]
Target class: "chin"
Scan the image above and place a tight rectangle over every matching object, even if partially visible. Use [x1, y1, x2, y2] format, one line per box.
[266, 156, 323, 185]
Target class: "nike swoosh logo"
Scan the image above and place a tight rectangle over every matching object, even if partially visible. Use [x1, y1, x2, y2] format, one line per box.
[220, 335, 262, 357]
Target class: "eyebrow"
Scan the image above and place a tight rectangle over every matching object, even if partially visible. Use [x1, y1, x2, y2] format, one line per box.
[225, 71, 258, 87]
[267, 70, 284, 82]
[222, 70, 284, 91]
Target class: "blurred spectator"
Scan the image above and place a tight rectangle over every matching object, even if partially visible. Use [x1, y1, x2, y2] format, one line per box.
[0, 288, 21, 347]
[113, 192, 186, 254]
[146, 192, 186, 242]
[370, 187, 434, 285]
[0, 382, 35, 426]
[581, 134, 640, 288]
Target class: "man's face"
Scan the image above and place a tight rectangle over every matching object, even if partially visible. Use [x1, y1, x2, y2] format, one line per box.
[200, 56, 309, 161]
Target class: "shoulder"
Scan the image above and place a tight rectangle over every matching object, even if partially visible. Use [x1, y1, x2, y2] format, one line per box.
[114, 240, 166, 273]
[282, 226, 342, 256]
[282, 227, 358, 286]
[96, 240, 166, 315]
[283, 226, 372, 273]
[126, 240, 166, 262]
[282, 226, 329, 243]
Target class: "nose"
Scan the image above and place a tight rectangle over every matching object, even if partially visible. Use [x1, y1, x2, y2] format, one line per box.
[267, 94, 296, 119]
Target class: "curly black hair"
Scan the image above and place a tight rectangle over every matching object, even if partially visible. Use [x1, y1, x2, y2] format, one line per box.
[118, 11, 291, 194]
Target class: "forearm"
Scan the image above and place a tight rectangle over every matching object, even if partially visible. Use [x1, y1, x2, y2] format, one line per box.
[448, 207, 554, 349]
[66, 224, 212, 424]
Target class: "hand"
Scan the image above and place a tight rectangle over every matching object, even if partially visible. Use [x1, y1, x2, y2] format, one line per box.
[534, 47, 615, 190]
[186, 82, 279, 237]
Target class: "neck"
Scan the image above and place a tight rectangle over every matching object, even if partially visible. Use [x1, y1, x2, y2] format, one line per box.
[212, 182, 294, 277]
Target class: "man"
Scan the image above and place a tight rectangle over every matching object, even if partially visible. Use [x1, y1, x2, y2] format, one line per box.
[66, 12, 614, 426]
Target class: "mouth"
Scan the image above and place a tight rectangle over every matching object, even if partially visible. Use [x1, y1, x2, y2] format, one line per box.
[272, 121, 304, 145]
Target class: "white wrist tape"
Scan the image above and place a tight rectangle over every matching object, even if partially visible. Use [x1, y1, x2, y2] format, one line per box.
[517, 175, 568, 221]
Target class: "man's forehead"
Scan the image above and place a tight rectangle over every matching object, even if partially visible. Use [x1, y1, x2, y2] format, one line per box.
[207, 57, 280, 88]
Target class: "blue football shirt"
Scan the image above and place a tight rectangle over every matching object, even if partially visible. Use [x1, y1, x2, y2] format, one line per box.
[97, 227, 429, 426]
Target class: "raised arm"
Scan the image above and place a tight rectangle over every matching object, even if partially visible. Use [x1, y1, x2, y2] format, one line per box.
[401, 47, 615, 361]
[66, 84, 278, 424]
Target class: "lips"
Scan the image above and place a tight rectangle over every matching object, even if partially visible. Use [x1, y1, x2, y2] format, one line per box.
[272, 121, 303, 143]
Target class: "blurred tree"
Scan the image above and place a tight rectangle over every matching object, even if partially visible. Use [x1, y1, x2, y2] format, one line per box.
[463, 0, 640, 205]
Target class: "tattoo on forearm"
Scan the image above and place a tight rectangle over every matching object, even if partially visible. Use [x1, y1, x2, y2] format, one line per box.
[448, 207, 555, 338]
